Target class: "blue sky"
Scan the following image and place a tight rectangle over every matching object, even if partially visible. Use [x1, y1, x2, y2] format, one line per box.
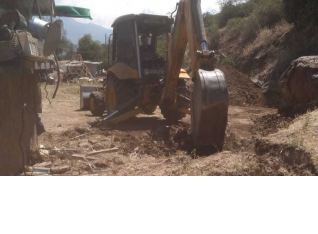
[55, 0, 219, 28]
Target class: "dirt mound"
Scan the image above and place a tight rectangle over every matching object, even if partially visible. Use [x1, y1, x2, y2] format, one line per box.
[255, 139, 316, 176]
[39, 85, 310, 176]
[105, 118, 192, 158]
[219, 65, 265, 106]
[279, 101, 318, 117]
[252, 114, 293, 137]
[114, 129, 178, 157]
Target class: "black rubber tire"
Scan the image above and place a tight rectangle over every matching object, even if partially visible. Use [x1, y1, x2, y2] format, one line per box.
[89, 92, 105, 116]
[105, 76, 138, 114]
[160, 79, 191, 123]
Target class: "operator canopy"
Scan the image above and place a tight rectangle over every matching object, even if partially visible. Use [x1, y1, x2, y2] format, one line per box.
[112, 14, 173, 34]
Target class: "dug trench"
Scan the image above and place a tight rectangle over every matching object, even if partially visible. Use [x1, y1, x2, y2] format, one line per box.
[33, 66, 317, 176]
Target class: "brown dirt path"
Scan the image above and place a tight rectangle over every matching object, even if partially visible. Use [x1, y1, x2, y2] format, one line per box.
[36, 83, 291, 176]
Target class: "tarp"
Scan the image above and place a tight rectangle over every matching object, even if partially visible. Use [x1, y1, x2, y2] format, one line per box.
[55, 5, 92, 20]
[0, 1, 92, 20]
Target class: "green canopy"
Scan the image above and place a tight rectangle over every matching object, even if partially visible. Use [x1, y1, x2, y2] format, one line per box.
[55, 5, 92, 20]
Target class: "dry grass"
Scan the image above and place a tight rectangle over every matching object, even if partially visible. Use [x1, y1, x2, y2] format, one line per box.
[243, 21, 293, 56]
[95, 151, 288, 176]
[36, 82, 314, 176]
[41, 83, 80, 102]
[265, 109, 318, 171]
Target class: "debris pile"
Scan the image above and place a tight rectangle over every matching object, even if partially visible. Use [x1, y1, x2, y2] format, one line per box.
[64, 54, 93, 82]
[25, 144, 119, 176]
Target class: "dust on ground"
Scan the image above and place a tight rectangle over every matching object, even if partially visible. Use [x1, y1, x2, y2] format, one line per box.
[33, 67, 317, 176]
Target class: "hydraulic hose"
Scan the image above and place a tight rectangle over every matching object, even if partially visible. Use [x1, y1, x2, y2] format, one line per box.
[52, 53, 60, 99]
[191, 0, 207, 44]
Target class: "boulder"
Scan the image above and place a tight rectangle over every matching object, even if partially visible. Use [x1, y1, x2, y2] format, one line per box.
[279, 56, 318, 103]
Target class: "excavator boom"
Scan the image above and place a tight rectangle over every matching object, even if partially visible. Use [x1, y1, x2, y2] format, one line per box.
[163, 0, 229, 149]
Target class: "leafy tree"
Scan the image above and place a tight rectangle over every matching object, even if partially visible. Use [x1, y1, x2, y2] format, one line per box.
[217, 0, 254, 28]
[203, 11, 218, 28]
[78, 34, 102, 61]
[100, 42, 113, 69]
[207, 24, 221, 50]
[253, 0, 283, 28]
[55, 29, 76, 60]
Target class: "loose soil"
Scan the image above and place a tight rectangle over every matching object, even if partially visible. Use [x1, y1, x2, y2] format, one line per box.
[32, 67, 316, 176]
[219, 65, 266, 107]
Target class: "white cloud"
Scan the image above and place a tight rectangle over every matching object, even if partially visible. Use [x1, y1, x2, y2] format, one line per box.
[55, 0, 219, 28]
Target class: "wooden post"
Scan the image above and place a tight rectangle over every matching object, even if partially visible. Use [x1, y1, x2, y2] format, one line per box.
[0, 74, 40, 176]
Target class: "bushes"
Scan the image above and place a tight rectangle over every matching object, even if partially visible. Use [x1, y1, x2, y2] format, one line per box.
[204, 0, 289, 52]
[203, 12, 218, 28]
[78, 34, 102, 61]
[218, 1, 240, 28]
[217, 0, 254, 28]
[253, 0, 284, 28]
[240, 0, 284, 44]
[218, 54, 236, 67]
[243, 22, 293, 55]
[240, 0, 284, 45]
[226, 17, 244, 36]
[284, 0, 318, 29]
[210, 0, 284, 46]
[207, 24, 221, 50]
[240, 16, 260, 45]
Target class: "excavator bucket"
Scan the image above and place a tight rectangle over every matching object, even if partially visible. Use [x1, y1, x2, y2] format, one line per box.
[191, 69, 229, 151]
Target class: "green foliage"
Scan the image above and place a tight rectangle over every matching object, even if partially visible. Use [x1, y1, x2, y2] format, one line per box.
[253, 0, 284, 28]
[218, 54, 236, 67]
[203, 12, 218, 28]
[77, 34, 113, 69]
[203, 11, 221, 49]
[283, 0, 318, 28]
[78, 34, 102, 61]
[208, 0, 283, 46]
[240, 16, 261, 45]
[207, 24, 221, 50]
[217, 0, 255, 28]
[100, 43, 113, 69]
[226, 17, 244, 36]
[55, 30, 76, 60]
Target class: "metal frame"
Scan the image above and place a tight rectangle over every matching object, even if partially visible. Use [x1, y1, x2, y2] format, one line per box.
[107, 34, 113, 68]
[134, 20, 142, 79]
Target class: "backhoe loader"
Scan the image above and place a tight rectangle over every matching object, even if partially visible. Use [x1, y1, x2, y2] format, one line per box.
[86, 0, 229, 150]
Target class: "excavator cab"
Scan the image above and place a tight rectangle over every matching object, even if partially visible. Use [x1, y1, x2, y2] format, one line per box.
[109, 14, 174, 83]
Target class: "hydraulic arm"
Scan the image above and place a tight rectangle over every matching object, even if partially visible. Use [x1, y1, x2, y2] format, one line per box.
[163, 0, 229, 149]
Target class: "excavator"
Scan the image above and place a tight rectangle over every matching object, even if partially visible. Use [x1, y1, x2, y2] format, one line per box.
[87, 0, 229, 150]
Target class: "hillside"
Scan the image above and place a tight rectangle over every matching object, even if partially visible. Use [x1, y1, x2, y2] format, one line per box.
[204, 0, 318, 108]
[61, 17, 112, 45]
